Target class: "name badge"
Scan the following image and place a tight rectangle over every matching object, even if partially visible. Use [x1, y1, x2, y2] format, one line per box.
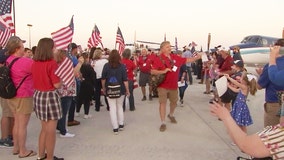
[143, 63, 146, 67]
[172, 65, 177, 72]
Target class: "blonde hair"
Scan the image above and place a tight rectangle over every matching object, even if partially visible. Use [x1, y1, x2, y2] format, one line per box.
[242, 72, 257, 96]
[160, 41, 170, 49]
[93, 48, 103, 60]
[54, 49, 67, 63]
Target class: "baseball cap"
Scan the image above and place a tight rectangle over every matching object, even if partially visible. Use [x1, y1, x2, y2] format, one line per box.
[218, 46, 230, 52]
[233, 60, 244, 68]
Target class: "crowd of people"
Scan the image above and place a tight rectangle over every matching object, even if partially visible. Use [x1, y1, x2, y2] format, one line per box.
[1, 35, 284, 159]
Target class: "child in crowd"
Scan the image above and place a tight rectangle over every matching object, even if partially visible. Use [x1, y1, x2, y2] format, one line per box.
[177, 51, 188, 106]
[224, 72, 257, 134]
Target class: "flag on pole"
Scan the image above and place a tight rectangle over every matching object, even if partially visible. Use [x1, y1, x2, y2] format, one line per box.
[190, 41, 197, 53]
[191, 41, 197, 47]
[175, 37, 178, 51]
[0, 0, 14, 47]
[51, 16, 74, 50]
[55, 57, 75, 87]
[116, 27, 125, 54]
[87, 24, 104, 49]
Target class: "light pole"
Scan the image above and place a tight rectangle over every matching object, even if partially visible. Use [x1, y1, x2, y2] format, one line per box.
[27, 24, 32, 48]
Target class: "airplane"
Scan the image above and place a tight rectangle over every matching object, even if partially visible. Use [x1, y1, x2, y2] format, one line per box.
[228, 35, 281, 75]
[229, 35, 280, 67]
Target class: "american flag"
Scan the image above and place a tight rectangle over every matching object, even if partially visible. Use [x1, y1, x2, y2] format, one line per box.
[175, 37, 178, 51]
[191, 41, 197, 47]
[191, 41, 197, 53]
[116, 27, 125, 54]
[55, 56, 75, 87]
[0, 0, 14, 47]
[87, 24, 104, 49]
[51, 16, 74, 50]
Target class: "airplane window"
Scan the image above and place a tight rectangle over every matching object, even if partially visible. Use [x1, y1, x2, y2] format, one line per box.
[262, 39, 268, 46]
[241, 37, 249, 43]
[249, 37, 260, 44]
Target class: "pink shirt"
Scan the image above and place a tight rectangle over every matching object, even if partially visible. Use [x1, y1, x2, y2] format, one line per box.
[6, 55, 33, 97]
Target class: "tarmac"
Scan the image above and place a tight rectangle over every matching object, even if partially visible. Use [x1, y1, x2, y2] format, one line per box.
[0, 75, 265, 160]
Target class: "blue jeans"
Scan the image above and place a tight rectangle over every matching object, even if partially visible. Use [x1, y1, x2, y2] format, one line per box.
[57, 96, 72, 135]
[68, 79, 80, 122]
[123, 80, 135, 111]
[178, 83, 188, 100]
[186, 66, 193, 84]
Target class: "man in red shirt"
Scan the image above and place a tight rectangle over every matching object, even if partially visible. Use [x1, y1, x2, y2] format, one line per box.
[148, 49, 159, 97]
[151, 41, 200, 132]
[137, 48, 153, 101]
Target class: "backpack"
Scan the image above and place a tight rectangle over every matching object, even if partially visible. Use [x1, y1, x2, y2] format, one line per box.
[0, 58, 28, 99]
[106, 76, 121, 99]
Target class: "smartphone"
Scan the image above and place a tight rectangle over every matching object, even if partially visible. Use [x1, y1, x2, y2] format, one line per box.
[280, 47, 284, 55]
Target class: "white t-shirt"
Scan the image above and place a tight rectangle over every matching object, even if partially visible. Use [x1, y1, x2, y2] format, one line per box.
[92, 59, 108, 79]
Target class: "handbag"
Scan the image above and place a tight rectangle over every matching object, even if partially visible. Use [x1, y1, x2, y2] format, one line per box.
[150, 56, 167, 88]
[151, 73, 166, 88]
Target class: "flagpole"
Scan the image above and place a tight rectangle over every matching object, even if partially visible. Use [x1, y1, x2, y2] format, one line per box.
[134, 30, 136, 49]
[12, 0, 16, 35]
[115, 24, 119, 50]
[207, 33, 211, 51]
[282, 27, 284, 39]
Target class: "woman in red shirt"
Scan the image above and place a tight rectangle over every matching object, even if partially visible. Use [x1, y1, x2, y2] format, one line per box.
[32, 38, 63, 160]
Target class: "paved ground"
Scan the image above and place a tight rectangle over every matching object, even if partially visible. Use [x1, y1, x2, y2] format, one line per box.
[0, 76, 265, 160]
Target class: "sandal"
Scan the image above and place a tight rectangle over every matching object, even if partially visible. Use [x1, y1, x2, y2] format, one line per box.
[37, 153, 47, 160]
[13, 151, 19, 155]
[18, 150, 37, 158]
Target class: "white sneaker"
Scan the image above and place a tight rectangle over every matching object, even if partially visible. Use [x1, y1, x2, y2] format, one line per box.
[56, 128, 69, 134]
[231, 142, 236, 146]
[75, 112, 79, 117]
[60, 132, 75, 138]
[84, 114, 92, 119]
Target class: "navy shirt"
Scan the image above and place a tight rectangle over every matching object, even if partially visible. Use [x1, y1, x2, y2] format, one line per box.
[258, 56, 284, 102]
[102, 63, 128, 94]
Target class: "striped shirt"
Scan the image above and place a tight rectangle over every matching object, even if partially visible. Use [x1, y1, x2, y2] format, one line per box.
[258, 124, 284, 159]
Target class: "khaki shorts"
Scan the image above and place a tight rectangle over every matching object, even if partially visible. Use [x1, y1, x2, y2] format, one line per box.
[7, 97, 33, 114]
[264, 102, 280, 127]
[0, 98, 13, 117]
[157, 88, 178, 105]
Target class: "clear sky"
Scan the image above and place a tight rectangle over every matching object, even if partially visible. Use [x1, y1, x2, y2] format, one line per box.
[14, 0, 284, 51]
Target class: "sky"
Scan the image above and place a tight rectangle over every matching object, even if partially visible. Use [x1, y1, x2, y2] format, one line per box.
[13, 0, 284, 51]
